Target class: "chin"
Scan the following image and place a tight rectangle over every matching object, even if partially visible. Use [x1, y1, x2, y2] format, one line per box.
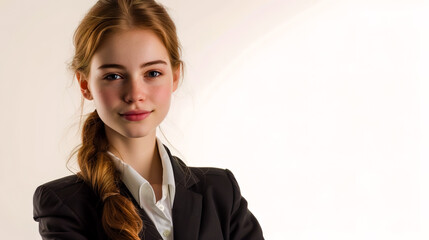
[120, 128, 155, 139]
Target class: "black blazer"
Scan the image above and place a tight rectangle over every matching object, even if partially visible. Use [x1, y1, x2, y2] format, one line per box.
[33, 148, 264, 240]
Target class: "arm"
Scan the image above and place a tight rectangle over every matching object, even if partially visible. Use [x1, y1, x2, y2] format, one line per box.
[33, 185, 91, 240]
[226, 169, 265, 240]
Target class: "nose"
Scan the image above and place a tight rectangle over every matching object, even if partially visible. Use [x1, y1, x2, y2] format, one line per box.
[123, 77, 147, 103]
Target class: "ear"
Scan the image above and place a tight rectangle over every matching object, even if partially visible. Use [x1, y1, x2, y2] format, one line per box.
[76, 72, 93, 100]
[172, 66, 181, 92]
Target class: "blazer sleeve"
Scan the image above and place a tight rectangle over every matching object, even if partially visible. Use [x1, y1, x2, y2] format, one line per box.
[33, 185, 90, 240]
[225, 169, 264, 240]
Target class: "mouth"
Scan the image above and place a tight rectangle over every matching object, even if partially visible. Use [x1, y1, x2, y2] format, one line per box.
[119, 110, 152, 121]
[121, 109, 151, 115]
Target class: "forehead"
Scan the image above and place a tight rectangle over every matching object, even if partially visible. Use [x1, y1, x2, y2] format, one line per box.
[91, 29, 170, 68]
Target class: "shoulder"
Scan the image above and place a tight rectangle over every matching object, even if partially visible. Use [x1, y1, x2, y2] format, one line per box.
[36, 175, 88, 193]
[172, 159, 265, 239]
[34, 175, 97, 205]
[172, 156, 236, 190]
[33, 175, 101, 225]
[173, 156, 241, 205]
[33, 175, 105, 239]
[190, 167, 242, 211]
[189, 167, 238, 190]
[171, 155, 239, 191]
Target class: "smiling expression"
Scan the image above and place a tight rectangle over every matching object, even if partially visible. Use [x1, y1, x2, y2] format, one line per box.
[77, 29, 180, 140]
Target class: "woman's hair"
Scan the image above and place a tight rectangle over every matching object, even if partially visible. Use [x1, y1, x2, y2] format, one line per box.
[69, 0, 182, 239]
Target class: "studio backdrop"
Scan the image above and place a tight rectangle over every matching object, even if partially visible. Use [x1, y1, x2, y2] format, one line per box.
[0, 0, 428, 239]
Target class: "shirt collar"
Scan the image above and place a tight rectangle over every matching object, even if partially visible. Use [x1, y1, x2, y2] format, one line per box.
[106, 137, 176, 206]
[157, 137, 176, 205]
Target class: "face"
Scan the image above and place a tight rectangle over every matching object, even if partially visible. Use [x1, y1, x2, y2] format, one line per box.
[77, 29, 180, 140]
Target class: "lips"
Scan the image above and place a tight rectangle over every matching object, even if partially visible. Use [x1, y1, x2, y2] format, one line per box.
[120, 110, 152, 121]
[120, 110, 151, 115]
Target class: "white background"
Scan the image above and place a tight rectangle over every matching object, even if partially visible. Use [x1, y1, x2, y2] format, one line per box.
[0, 0, 428, 239]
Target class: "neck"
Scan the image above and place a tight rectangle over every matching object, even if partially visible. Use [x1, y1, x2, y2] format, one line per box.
[105, 126, 162, 184]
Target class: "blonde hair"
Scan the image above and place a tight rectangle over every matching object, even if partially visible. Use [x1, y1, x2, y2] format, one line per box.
[69, 0, 182, 239]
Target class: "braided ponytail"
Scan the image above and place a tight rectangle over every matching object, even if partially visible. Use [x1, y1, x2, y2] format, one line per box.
[77, 110, 142, 239]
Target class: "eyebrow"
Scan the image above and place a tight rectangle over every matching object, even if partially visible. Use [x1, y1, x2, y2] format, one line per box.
[97, 60, 168, 70]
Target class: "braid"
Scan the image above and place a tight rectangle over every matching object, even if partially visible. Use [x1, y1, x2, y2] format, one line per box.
[77, 110, 143, 239]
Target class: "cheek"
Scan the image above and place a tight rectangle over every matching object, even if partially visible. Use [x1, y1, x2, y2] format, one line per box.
[152, 85, 172, 105]
[94, 87, 117, 108]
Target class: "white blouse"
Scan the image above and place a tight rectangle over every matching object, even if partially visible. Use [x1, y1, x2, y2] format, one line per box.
[107, 137, 176, 240]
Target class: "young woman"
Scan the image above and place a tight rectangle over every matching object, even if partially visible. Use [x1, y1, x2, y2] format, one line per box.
[33, 0, 264, 239]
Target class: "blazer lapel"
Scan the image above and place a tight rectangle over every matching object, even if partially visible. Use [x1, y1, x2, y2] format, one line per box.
[166, 147, 203, 240]
[119, 183, 163, 240]
[172, 183, 202, 240]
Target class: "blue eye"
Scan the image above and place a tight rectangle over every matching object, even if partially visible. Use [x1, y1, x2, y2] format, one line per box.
[147, 71, 161, 78]
[104, 74, 122, 80]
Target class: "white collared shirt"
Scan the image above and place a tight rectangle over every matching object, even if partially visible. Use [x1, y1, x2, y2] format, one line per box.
[107, 138, 175, 240]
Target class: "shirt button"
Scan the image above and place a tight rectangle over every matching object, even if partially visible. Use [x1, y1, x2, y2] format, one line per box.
[158, 204, 165, 211]
[163, 230, 170, 237]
